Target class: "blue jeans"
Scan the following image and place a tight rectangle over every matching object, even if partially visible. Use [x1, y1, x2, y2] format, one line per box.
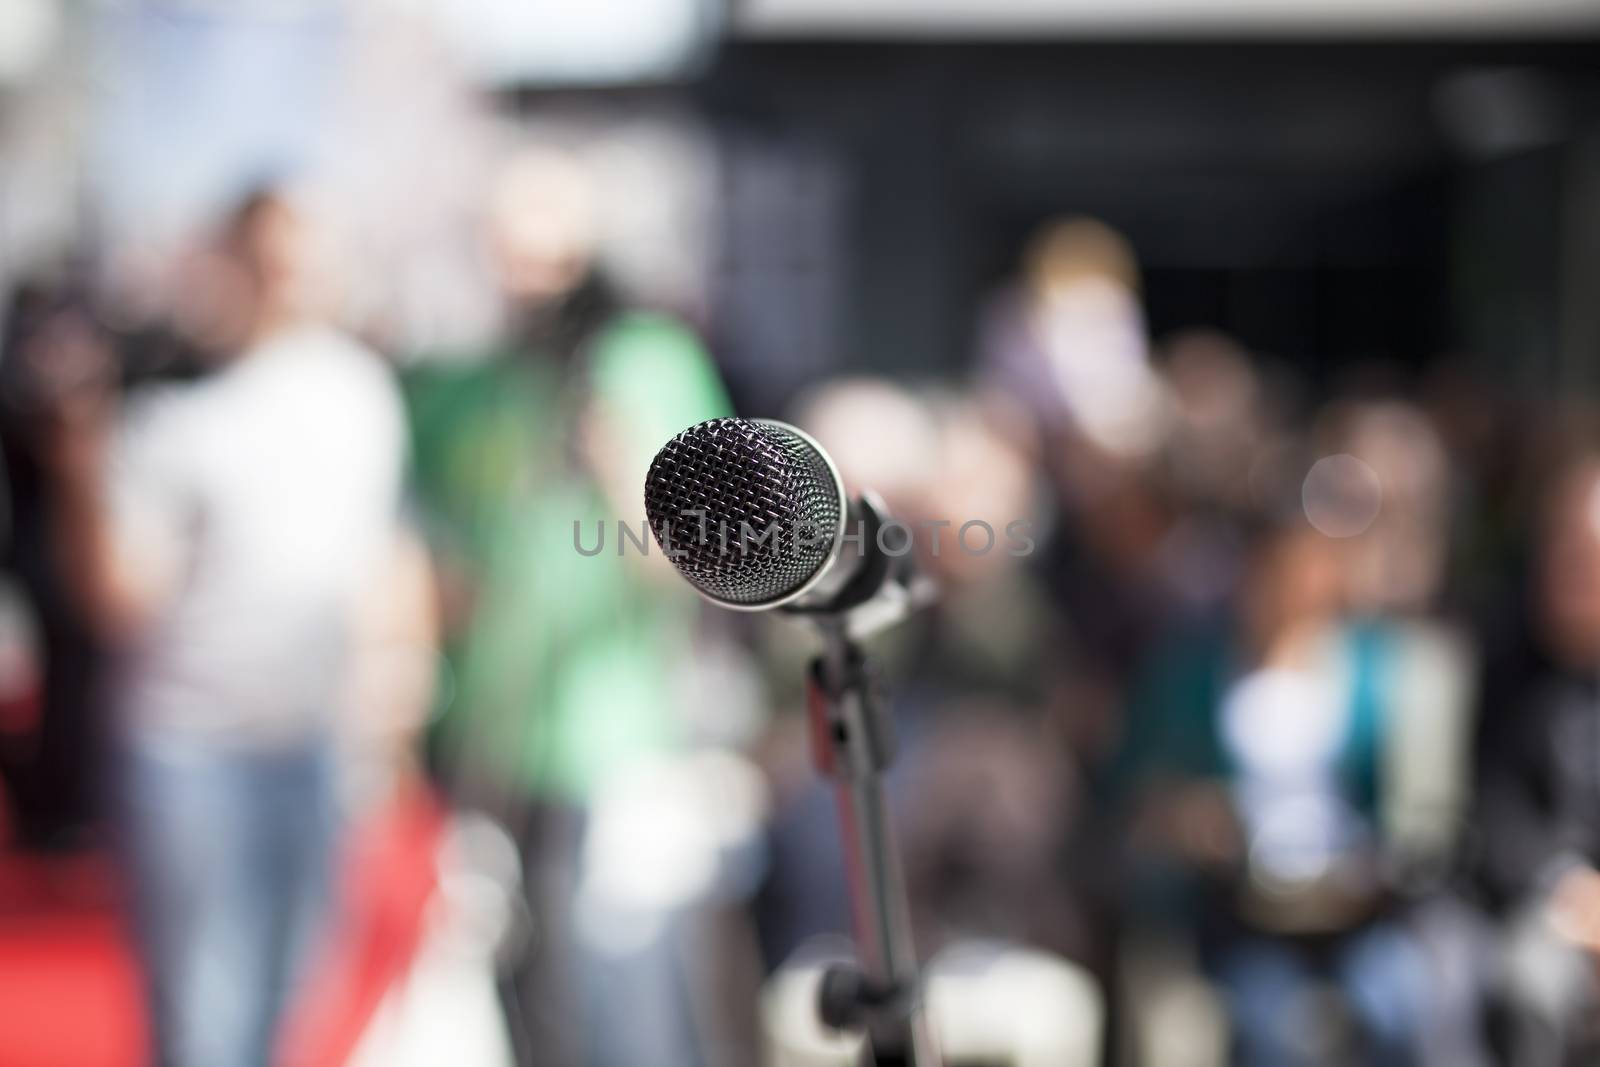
[1215, 923, 1428, 1067]
[115, 732, 338, 1067]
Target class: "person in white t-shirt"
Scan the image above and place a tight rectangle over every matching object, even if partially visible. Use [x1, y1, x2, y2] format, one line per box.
[44, 190, 405, 1067]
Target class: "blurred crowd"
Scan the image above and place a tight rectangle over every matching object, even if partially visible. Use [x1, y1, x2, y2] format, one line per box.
[1, 39, 1600, 1067]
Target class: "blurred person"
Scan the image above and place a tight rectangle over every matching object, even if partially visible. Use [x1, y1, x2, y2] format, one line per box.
[0, 266, 237, 853]
[39, 188, 407, 1067]
[774, 385, 1097, 966]
[1159, 329, 1265, 519]
[980, 222, 1188, 743]
[402, 143, 733, 1067]
[1312, 398, 1490, 1067]
[1476, 454, 1600, 1066]
[976, 216, 1169, 481]
[1038, 451, 1180, 729]
[0, 278, 109, 850]
[1144, 330, 1275, 627]
[1300, 400, 1481, 866]
[1117, 516, 1437, 1067]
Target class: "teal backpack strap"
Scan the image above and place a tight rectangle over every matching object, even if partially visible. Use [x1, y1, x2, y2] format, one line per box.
[1340, 621, 1390, 819]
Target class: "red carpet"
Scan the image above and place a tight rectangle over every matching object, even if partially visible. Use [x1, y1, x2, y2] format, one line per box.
[0, 788, 442, 1067]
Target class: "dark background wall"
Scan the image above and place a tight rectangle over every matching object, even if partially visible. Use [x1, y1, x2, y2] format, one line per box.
[698, 41, 1600, 411]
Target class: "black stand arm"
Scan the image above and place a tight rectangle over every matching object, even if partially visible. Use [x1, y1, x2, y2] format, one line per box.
[806, 620, 940, 1067]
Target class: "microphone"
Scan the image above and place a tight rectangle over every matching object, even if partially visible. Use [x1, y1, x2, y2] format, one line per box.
[642, 415, 940, 1064]
[643, 416, 891, 614]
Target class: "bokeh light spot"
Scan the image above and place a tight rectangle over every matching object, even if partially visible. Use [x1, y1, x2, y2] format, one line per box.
[1301, 454, 1382, 538]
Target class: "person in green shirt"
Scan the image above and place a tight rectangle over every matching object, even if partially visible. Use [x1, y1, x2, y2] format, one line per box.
[404, 145, 731, 1067]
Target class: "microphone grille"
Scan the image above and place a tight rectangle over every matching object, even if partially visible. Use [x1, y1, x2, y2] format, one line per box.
[643, 417, 843, 606]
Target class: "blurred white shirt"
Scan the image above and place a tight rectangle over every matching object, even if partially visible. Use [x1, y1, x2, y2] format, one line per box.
[110, 324, 405, 748]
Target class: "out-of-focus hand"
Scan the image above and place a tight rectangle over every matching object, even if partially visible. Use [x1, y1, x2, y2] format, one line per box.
[1548, 864, 1600, 952]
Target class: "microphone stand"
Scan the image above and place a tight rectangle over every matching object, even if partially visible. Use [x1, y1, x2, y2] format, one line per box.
[790, 498, 941, 1067]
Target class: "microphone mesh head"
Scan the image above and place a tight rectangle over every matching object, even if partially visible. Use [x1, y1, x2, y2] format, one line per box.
[644, 417, 843, 606]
